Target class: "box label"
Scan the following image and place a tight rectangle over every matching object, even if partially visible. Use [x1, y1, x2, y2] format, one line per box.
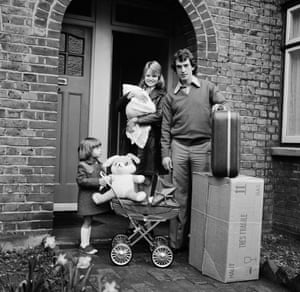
[239, 213, 247, 248]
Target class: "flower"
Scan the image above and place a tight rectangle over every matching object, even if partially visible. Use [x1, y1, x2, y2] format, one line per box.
[56, 253, 68, 266]
[77, 256, 92, 269]
[103, 280, 119, 292]
[43, 235, 56, 249]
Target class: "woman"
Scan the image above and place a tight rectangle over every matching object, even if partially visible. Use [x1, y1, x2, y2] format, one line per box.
[117, 60, 167, 177]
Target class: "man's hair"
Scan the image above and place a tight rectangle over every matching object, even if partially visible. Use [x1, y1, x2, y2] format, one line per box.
[171, 48, 197, 74]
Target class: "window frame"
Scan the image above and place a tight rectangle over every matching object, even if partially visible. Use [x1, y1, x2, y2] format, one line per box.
[64, 0, 96, 22]
[282, 3, 300, 143]
[111, 0, 171, 34]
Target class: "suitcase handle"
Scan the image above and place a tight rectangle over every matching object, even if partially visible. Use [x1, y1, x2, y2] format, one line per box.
[212, 103, 227, 112]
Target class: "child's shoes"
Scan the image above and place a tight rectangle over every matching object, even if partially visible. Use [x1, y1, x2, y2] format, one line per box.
[79, 244, 98, 255]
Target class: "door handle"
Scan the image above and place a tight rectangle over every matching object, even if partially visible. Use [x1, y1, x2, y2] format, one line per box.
[58, 77, 68, 86]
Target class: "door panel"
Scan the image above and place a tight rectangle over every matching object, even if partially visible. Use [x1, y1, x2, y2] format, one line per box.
[55, 24, 92, 210]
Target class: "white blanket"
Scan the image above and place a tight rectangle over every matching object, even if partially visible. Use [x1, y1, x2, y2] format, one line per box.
[123, 84, 156, 148]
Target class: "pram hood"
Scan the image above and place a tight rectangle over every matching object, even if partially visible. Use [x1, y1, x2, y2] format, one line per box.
[111, 175, 179, 219]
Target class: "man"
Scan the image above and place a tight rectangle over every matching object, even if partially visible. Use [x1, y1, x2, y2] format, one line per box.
[161, 48, 228, 251]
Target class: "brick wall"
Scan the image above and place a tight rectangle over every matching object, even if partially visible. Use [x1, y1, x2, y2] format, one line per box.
[1, 0, 299, 242]
[0, 0, 71, 245]
[270, 0, 300, 236]
[200, 0, 300, 235]
[182, 0, 283, 232]
[272, 157, 300, 235]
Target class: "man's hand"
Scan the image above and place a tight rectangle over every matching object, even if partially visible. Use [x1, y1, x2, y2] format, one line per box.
[212, 104, 228, 112]
[162, 157, 173, 171]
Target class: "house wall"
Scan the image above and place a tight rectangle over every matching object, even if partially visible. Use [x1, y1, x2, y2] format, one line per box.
[271, 0, 300, 236]
[184, 0, 283, 232]
[1, 0, 299, 245]
[272, 157, 300, 235]
[0, 0, 62, 246]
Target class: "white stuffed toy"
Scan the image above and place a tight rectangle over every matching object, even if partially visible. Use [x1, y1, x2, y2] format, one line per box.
[92, 153, 147, 204]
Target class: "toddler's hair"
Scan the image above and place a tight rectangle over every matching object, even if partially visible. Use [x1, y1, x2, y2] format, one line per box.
[139, 60, 165, 90]
[78, 137, 102, 161]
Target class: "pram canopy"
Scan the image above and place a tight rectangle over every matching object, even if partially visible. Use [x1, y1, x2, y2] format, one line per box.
[111, 175, 179, 220]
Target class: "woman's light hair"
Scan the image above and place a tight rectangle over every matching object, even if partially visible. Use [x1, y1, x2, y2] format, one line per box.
[139, 60, 165, 90]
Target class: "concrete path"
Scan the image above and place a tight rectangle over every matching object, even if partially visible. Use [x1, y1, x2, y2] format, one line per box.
[54, 212, 289, 292]
[61, 243, 288, 292]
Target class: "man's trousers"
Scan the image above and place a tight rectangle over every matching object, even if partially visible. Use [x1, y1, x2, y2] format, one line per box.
[169, 140, 211, 250]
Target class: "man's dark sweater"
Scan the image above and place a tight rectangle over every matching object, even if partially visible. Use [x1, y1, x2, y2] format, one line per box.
[161, 77, 226, 158]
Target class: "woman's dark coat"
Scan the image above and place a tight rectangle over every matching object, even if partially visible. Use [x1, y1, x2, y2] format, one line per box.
[117, 88, 167, 176]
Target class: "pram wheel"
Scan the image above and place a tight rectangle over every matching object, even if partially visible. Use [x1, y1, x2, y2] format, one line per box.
[154, 236, 168, 246]
[110, 243, 132, 266]
[112, 234, 129, 247]
[151, 245, 173, 268]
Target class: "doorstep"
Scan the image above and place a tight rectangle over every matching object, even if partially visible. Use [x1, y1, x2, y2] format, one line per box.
[52, 211, 169, 247]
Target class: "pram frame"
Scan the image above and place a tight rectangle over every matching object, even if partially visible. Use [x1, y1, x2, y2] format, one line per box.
[121, 213, 166, 248]
[100, 172, 177, 268]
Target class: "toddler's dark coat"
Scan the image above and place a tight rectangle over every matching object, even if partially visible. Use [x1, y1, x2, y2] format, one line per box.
[76, 157, 110, 216]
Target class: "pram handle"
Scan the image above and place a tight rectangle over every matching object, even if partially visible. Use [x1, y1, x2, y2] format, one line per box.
[100, 171, 112, 187]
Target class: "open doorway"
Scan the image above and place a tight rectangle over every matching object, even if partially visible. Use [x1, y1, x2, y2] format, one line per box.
[108, 32, 169, 156]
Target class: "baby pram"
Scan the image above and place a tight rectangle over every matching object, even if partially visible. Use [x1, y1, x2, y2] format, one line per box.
[106, 174, 179, 268]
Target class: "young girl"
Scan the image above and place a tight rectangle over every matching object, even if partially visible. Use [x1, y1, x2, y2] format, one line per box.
[76, 137, 112, 254]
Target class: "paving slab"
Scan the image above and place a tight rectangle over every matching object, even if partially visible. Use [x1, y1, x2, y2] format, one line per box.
[54, 212, 289, 292]
[60, 243, 289, 292]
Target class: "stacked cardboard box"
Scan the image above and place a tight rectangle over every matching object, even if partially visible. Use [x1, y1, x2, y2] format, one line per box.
[189, 172, 264, 283]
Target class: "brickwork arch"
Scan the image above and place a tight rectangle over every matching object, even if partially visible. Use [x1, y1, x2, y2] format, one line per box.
[33, 0, 72, 37]
[32, 0, 218, 63]
[179, 0, 218, 61]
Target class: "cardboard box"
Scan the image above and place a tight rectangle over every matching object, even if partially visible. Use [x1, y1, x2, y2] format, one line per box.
[189, 172, 264, 283]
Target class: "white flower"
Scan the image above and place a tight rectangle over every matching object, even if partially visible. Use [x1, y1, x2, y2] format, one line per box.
[103, 280, 119, 292]
[56, 253, 68, 266]
[43, 235, 56, 249]
[77, 256, 92, 269]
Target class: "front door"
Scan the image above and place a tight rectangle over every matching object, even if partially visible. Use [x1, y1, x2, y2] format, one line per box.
[54, 24, 92, 211]
[109, 32, 169, 156]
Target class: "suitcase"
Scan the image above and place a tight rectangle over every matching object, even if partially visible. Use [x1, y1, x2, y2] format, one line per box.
[211, 108, 240, 178]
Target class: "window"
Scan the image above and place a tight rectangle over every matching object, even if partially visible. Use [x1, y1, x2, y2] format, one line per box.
[282, 3, 300, 143]
[59, 31, 85, 76]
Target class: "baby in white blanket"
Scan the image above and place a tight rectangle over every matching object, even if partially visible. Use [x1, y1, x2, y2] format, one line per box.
[123, 84, 156, 149]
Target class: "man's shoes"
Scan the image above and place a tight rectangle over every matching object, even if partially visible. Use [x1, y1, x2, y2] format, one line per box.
[79, 245, 98, 255]
[125, 228, 134, 236]
[171, 246, 188, 254]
